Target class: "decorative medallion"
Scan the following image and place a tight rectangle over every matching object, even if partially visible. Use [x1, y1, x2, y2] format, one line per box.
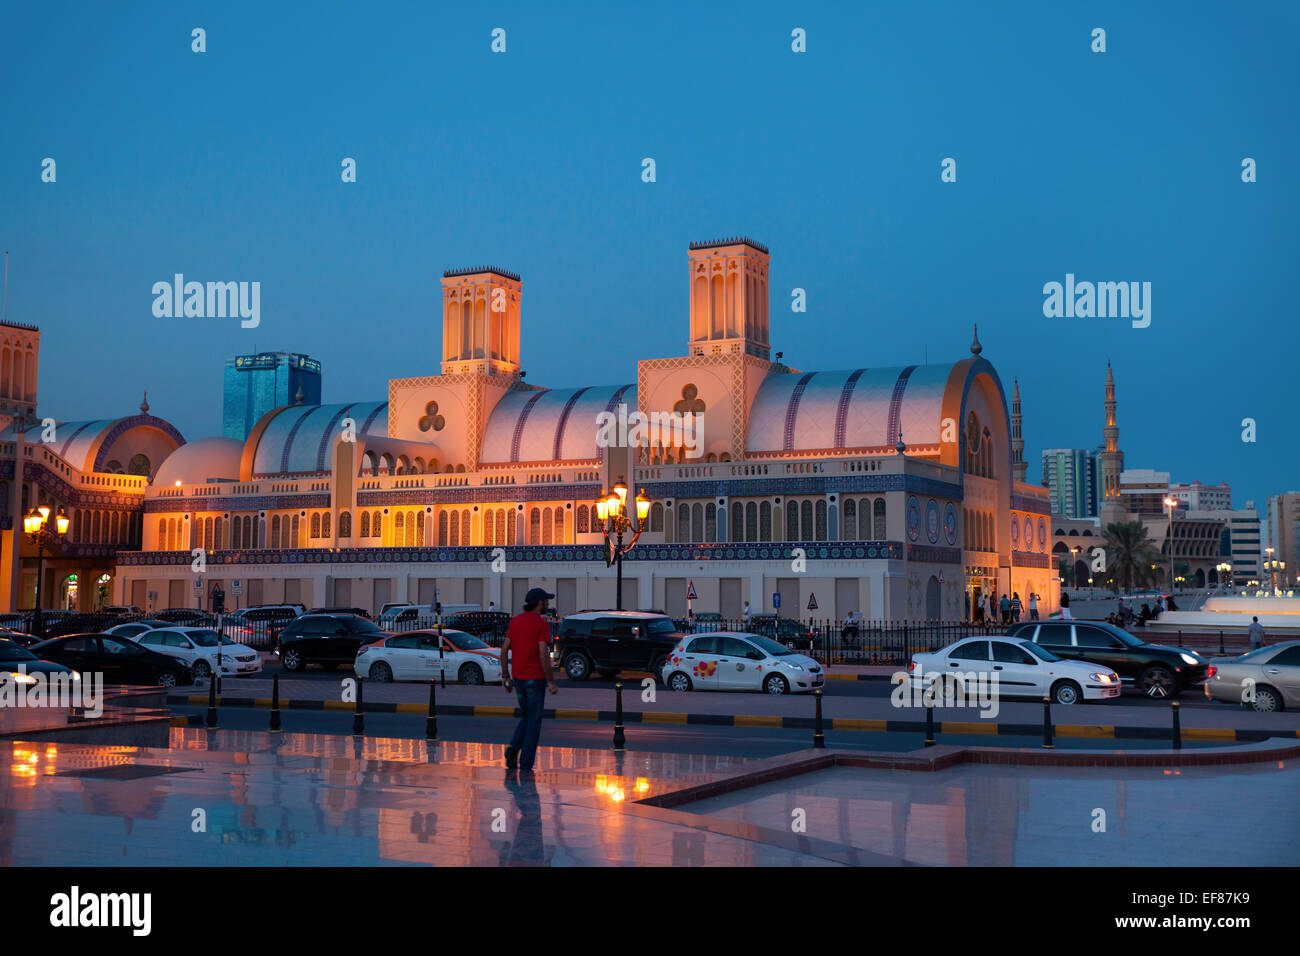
[1011, 516, 1020, 547]
[944, 503, 958, 546]
[926, 500, 940, 544]
[906, 496, 921, 541]
[418, 401, 445, 432]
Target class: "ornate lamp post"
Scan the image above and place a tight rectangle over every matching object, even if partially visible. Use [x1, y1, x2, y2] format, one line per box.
[1163, 497, 1179, 592]
[1070, 546, 1079, 588]
[24, 505, 70, 636]
[1216, 562, 1232, 591]
[596, 478, 649, 611]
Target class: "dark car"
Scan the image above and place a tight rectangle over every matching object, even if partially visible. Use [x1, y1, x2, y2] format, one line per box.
[307, 606, 372, 619]
[0, 627, 41, 647]
[222, 604, 304, 644]
[0, 640, 79, 677]
[1006, 620, 1212, 698]
[444, 610, 511, 640]
[43, 611, 132, 639]
[30, 633, 194, 688]
[152, 608, 217, 627]
[277, 614, 389, 671]
[749, 614, 821, 650]
[553, 611, 683, 681]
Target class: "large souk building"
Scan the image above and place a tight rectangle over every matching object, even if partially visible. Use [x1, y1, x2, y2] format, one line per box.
[1, 238, 1057, 621]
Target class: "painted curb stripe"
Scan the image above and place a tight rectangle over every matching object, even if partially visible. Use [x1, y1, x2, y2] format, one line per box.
[734, 715, 784, 728]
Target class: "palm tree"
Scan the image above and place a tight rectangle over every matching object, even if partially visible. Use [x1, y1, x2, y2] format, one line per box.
[1102, 521, 1162, 594]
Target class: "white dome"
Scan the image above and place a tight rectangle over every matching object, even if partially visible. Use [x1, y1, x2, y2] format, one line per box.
[153, 437, 244, 486]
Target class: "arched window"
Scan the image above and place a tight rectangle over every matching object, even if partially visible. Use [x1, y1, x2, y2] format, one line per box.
[372, 511, 382, 539]
[873, 498, 886, 539]
[650, 502, 663, 533]
[678, 503, 690, 542]
[394, 512, 405, 544]
[843, 499, 857, 540]
[759, 501, 772, 541]
[508, 509, 517, 545]
[576, 505, 589, 533]
[542, 508, 553, 545]
[127, 453, 151, 477]
[554, 508, 564, 543]
[291, 515, 300, 547]
[815, 500, 827, 541]
[322, 512, 331, 538]
[271, 515, 281, 548]
[110, 512, 121, 543]
[461, 509, 471, 544]
[233, 517, 243, 550]
[494, 509, 504, 545]
[360, 511, 371, 538]
[406, 511, 416, 546]
[311, 513, 321, 538]
[786, 500, 799, 541]
[434, 511, 444, 545]
[746, 502, 758, 541]
[705, 503, 717, 542]
[731, 502, 744, 542]
[214, 517, 224, 550]
[530, 507, 541, 544]
[339, 511, 350, 538]
[691, 503, 703, 542]
[415, 511, 423, 544]
[157, 518, 166, 550]
[801, 501, 813, 541]
[169, 518, 178, 550]
[450, 510, 461, 546]
[91, 511, 101, 543]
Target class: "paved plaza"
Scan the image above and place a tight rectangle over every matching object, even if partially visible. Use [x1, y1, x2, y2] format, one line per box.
[3, 728, 1296, 866]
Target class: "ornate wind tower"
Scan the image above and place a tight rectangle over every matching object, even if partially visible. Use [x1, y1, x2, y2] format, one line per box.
[1099, 363, 1126, 525]
[685, 238, 771, 360]
[440, 267, 522, 377]
[1010, 378, 1027, 483]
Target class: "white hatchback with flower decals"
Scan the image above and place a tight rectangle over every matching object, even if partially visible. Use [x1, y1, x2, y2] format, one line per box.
[660, 631, 823, 694]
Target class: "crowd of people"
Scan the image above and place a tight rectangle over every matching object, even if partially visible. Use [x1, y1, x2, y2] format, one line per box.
[967, 590, 1041, 625]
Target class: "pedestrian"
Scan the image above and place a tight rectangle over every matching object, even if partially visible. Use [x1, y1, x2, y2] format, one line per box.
[973, 592, 984, 624]
[1028, 592, 1039, 621]
[741, 600, 751, 628]
[488, 600, 496, 612]
[1060, 590, 1072, 620]
[1166, 593, 1179, 612]
[1010, 592, 1022, 623]
[1248, 615, 1265, 650]
[1155, 595, 1165, 614]
[964, 591, 970, 622]
[841, 608, 860, 646]
[501, 587, 559, 773]
[984, 591, 995, 627]
[999, 593, 1011, 625]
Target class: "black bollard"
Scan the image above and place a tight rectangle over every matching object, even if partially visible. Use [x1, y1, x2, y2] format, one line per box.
[813, 689, 825, 748]
[1041, 696, 1054, 749]
[1171, 700, 1181, 750]
[613, 680, 625, 750]
[269, 671, 282, 731]
[205, 669, 218, 728]
[425, 679, 438, 740]
[352, 677, 365, 736]
[923, 687, 936, 747]
[1218, 630, 1224, 656]
[441, 667, 446, 690]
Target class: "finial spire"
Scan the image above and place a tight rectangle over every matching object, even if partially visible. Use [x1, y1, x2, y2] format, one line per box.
[140, 390, 150, 414]
[970, 324, 982, 356]
[895, 429, 907, 455]
[293, 382, 305, 405]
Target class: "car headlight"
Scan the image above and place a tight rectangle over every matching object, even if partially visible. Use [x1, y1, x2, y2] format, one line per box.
[1089, 673, 1113, 683]
[5, 671, 37, 685]
[1179, 653, 1200, 666]
[782, 661, 804, 671]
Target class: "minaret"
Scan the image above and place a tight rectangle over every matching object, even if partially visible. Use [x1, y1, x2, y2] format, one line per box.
[1099, 363, 1126, 524]
[1010, 378, 1027, 483]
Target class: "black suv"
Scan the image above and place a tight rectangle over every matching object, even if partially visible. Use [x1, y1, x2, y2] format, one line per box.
[750, 614, 821, 650]
[277, 614, 389, 671]
[553, 611, 683, 681]
[1006, 620, 1212, 697]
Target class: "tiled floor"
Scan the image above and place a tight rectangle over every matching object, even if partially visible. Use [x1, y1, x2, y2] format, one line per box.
[2, 729, 1294, 866]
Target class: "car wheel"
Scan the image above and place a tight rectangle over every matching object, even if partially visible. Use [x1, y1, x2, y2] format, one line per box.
[763, 674, 789, 695]
[192, 659, 211, 680]
[1252, 686, 1282, 713]
[668, 671, 692, 692]
[157, 670, 179, 689]
[1139, 666, 1176, 698]
[459, 662, 484, 686]
[1052, 680, 1082, 705]
[563, 652, 591, 681]
[282, 648, 304, 672]
[368, 661, 393, 682]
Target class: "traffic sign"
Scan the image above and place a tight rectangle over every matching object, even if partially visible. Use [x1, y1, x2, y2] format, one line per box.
[772, 592, 781, 609]
[686, 581, 697, 600]
[192, 578, 202, 590]
[231, 580, 242, 594]
[807, 592, 818, 611]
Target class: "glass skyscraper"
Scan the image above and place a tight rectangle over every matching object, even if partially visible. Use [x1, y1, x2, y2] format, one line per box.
[222, 352, 322, 439]
[1041, 448, 1099, 519]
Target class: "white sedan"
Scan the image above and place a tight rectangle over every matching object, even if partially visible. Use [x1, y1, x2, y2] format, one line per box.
[660, 631, 824, 694]
[135, 626, 263, 679]
[909, 637, 1120, 705]
[354, 629, 503, 685]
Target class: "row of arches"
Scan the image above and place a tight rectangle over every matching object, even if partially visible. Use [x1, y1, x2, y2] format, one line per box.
[76, 509, 142, 546]
[360, 452, 449, 476]
[964, 508, 995, 552]
[0, 344, 36, 403]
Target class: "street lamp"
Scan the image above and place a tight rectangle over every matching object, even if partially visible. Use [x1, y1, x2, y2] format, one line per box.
[24, 505, 70, 636]
[596, 478, 649, 610]
[1070, 546, 1079, 588]
[1163, 497, 1179, 592]
[1216, 562, 1232, 591]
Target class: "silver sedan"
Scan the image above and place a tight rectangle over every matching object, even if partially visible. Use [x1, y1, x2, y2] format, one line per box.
[1205, 641, 1300, 712]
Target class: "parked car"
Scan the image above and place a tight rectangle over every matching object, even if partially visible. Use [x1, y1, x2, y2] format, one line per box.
[42, 612, 132, 639]
[661, 631, 824, 694]
[152, 608, 216, 627]
[553, 611, 683, 681]
[749, 614, 821, 650]
[135, 626, 262, 679]
[307, 606, 372, 619]
[1006, 620, 1212, 698]
[103, 620, 171, 639]
[443, 610, 511, 640]
[103, 605, 144, 615]
[221, 604, 303, 643]
[276, 614, 389, 671]
[31, 633, 194, 688]
[355, 629, 502, 685]
[0, 640, 81, 680]
[910, 636, 1120, 705]
[0, 627, 41, 647]
[1205, 640, 1300, 713]
[378, 603, 479, 630]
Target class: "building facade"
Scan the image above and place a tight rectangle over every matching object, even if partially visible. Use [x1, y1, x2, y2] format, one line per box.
[1265, 492, 1300, 588]
[222, 352, 322, 440]
[1169, 480, 1232, 512]
[1042, 447, 1099, 519]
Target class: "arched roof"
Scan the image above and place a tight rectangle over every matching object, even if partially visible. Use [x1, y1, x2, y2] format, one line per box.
[746, 363, 992, 454]
[247, 402, 388, 477]
[480, 384, 635, 463]
[153, 437, 244, 487]
[1, 414, 187, 473]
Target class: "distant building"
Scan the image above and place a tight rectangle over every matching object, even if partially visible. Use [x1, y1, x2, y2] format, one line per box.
[222, 352, 322, 440]
[1265, 492, 1300, 588]
[1041, 448, 1099, 518]
[1169, 480, 1232, 512]
[1118, 468, 1171, 517]
[1226, 506, 1261, 585]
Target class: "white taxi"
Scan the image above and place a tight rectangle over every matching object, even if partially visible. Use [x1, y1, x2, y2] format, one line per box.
[354, 628, 503, 685]
[909, 637, 1120, 705]
[660, 631, 824, 694]
[135, 627, 263, 679]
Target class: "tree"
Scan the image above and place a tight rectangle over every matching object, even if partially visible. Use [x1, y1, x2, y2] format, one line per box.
[1102, 521, 1162, 594]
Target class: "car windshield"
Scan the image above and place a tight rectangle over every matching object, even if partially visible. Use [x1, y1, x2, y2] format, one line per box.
[0, 644, 37, 662]
[644, 618, 677, 636]
[445, 631, 489, 650]
[1022, 642, 1061, 662]
[741, 634, 794, 657]
[350, 619, 383, 634]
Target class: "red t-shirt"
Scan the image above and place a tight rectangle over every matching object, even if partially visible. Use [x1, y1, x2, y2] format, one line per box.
[505, 612, 552, 680]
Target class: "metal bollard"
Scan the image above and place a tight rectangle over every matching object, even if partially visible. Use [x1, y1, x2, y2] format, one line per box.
[813, 689, 825, 748]
[1218, 630, 1224, 656]
[269, 672, 282, 731]
[1171, 700, 1181, 750]
[441, 667, 446, 690]
[205, 670, 218, 729]
[1041, 696, 1054, 749]
[426, 679, 438, 740]
[352, 677, 365, 736]
[924, 689, 935, 747]
[613, 680, 626, 750]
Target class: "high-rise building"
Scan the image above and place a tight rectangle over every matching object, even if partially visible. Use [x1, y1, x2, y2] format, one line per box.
[222, 352, 322, 440]
[1119, 468, 1172, 517]
[1041, 448, 1098, 518]
[1227, 506, 1261, 584]
[1265, 492, 1300, 588]
[1169, 480, 1232, 512]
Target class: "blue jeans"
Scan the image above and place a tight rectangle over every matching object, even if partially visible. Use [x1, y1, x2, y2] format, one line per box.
[508, 679, 548, 771]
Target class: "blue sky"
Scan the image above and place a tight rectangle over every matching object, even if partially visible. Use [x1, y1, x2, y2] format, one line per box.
[2, 0, 1297, 509]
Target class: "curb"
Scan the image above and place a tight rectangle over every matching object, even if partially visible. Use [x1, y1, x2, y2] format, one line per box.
[165, 695, 1299, 742]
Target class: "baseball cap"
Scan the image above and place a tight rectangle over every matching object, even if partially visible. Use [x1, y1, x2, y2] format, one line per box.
[524, 587, 555, 605]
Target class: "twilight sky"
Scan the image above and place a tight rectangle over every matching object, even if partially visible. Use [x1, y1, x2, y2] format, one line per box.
[2, 0, 1297, 508]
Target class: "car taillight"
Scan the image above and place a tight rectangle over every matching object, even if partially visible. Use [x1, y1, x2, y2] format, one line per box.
[1207, 665, 1217, 678]
[907, 660, 915, 672]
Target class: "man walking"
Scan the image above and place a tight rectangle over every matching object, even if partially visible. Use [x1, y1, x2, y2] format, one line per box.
[741, 601, 751, 628]
[1060, 590, 1072, 620]
[999, 593, 1011, 625]
[1248, 615, 1265, 651]
[1010, 592, 1022, 623]
[1028, 592, 1039, 620]
[501, 587, 559, 773]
